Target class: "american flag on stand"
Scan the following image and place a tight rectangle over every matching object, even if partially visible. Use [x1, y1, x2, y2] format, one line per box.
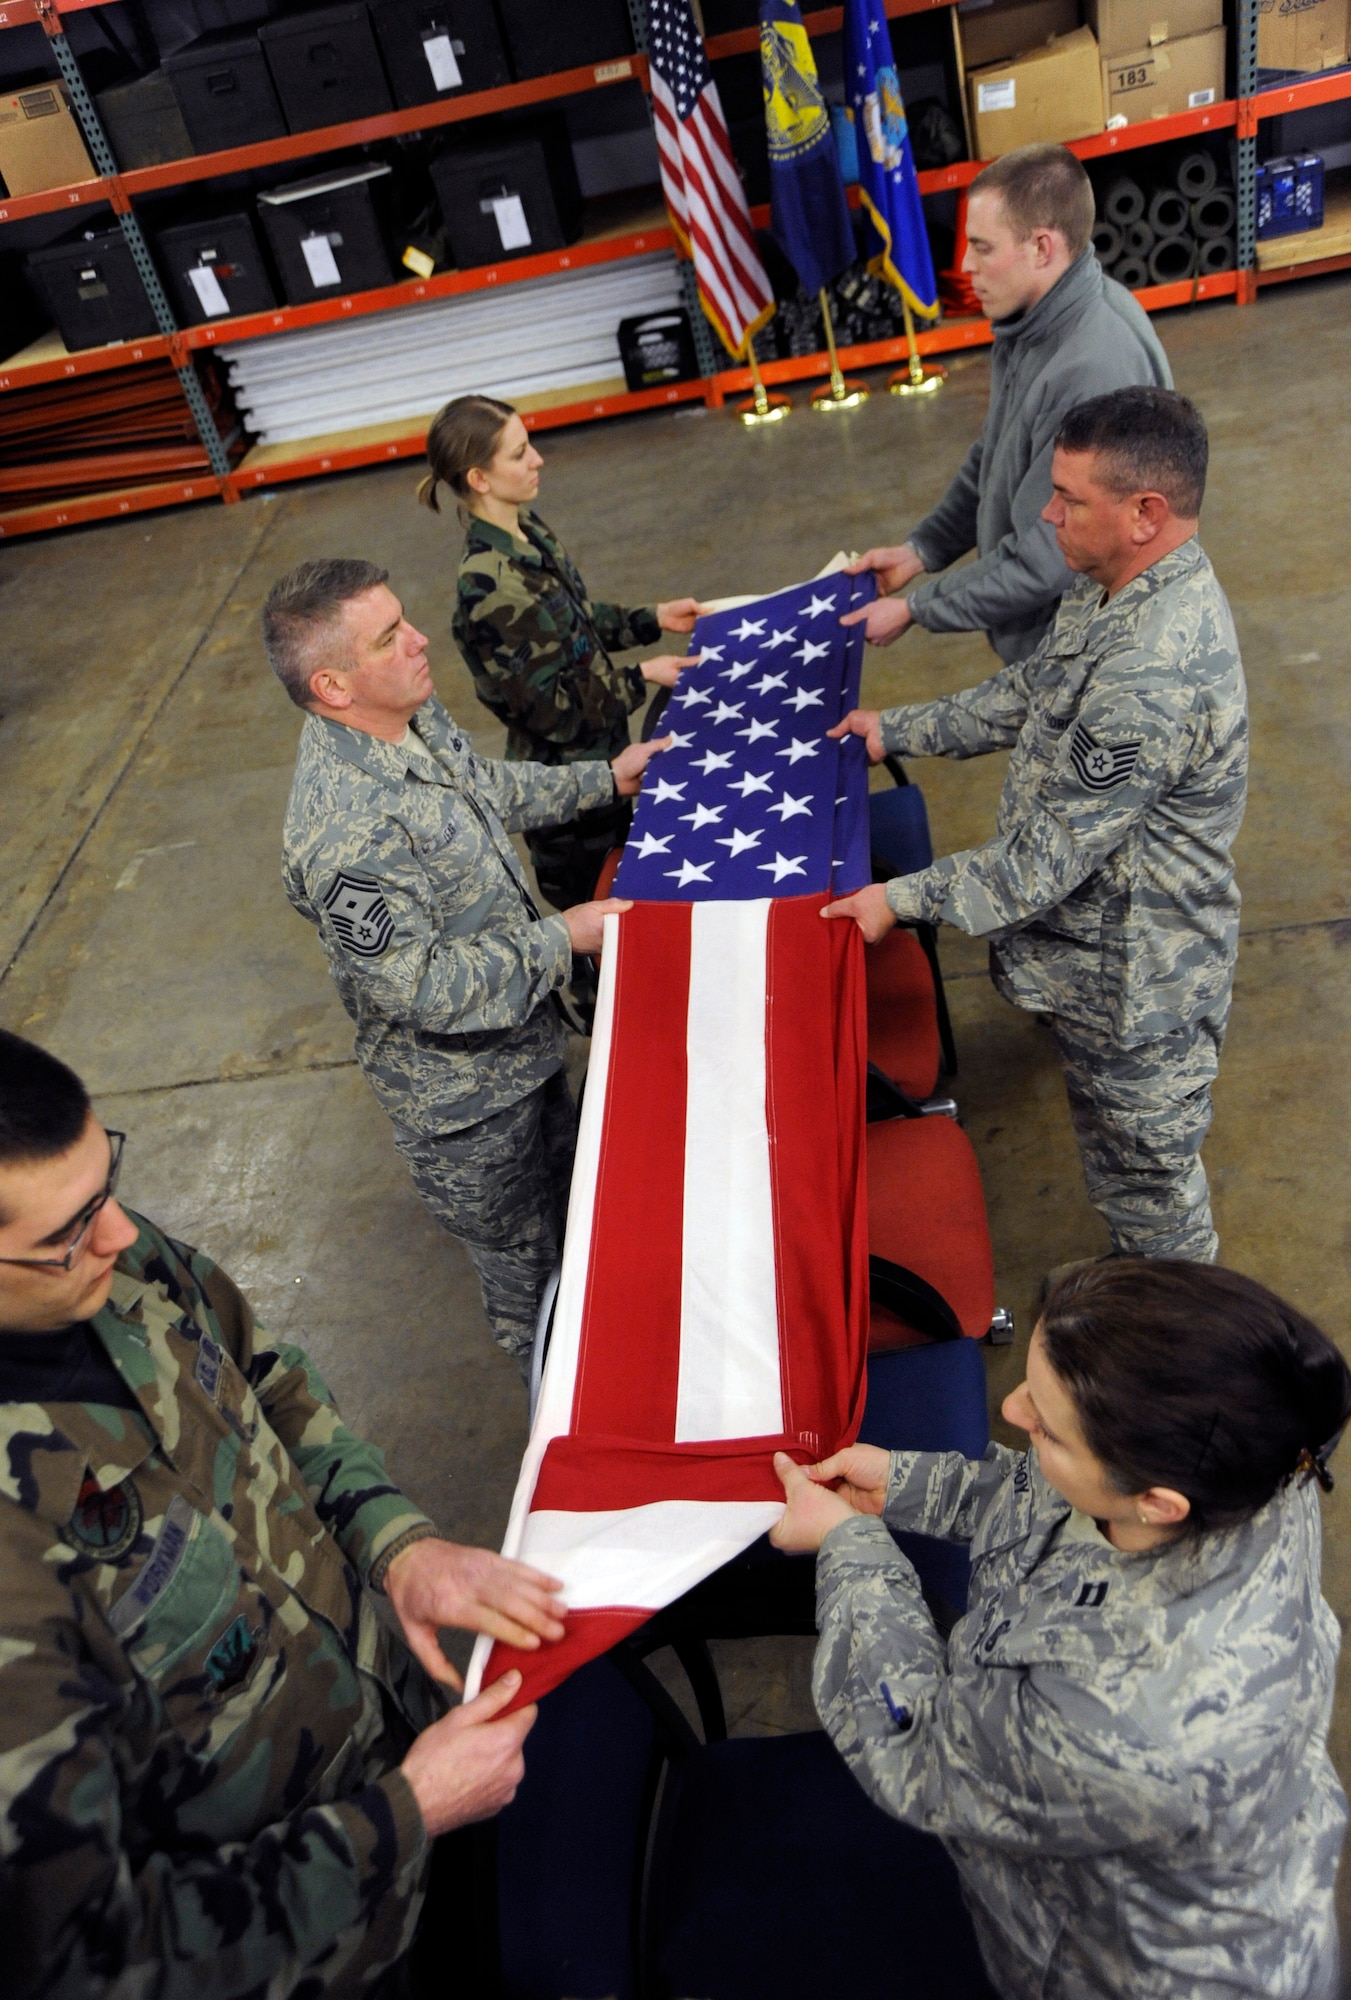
[646, 0, 777, 358]
[466, 572, 876, 1711]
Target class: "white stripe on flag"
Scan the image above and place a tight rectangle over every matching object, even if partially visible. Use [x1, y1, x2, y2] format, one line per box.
[519, 1499, 786, 1610]
[676, 900, 783, 1443]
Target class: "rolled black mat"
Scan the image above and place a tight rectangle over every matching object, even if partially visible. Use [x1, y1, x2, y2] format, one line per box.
[1148, 234, 1198, 284]
[1176, 150, 1218, 198]
[1114, 255, 1150, 289]
[1148, 187, 1191, 236]
[1124, 218, 1155, 257]
[1192, 189, 1236, 239]
[1093, 218, 1123, 263]
[1197, 235, 1236, 273]
[1104, 175, 1146, 225]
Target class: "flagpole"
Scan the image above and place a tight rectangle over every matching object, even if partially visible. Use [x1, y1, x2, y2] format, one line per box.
[736, 339, 793, 426]
[811, 289, 869, 411]
[889, 295, 947, 398]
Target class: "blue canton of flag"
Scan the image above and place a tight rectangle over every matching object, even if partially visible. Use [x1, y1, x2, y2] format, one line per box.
[614, 571, 876, 904]
[760, 0, 857, 299]
[843, 0, 939, 318]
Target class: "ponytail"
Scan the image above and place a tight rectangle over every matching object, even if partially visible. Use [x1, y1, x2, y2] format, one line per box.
[418, 393, 517, 514]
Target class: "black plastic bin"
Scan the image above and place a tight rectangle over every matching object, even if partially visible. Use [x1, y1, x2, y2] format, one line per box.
[493, 0, 633, 80]
[94, 71, 194, 169]
[164, 29, 288, 152]
[25, 228, 161, 351]
[156, 211, 277, 322]
[257, 161, 395, 301]
[618, 309, 698, 391]
[429, 115, 583, 266]
[259, 3, 392, 131]
[367, 0, 510, 107]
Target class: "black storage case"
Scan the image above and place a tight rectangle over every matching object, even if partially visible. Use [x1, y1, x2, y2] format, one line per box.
[25, 228, 161, 351]
[259, 4, 392, 132]
[430, 115, 583, 266]
[156, 211, 277, 321]
[618, 309, 698, 391]
[367, 0, 509, 108]
[493, 0, 632, 81]
[94, 71, 195, 169]
[164, 29, 288, 152]
[257, 161, 395, 302]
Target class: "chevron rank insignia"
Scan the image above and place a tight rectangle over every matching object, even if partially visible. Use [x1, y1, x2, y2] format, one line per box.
[1069, 721, 1142, 792]
[323, 872, 395, 957]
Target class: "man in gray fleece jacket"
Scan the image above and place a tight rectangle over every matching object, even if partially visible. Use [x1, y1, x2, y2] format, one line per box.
[848, 145, 1172, 665]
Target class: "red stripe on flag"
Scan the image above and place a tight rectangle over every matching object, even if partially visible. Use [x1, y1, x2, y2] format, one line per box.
[765, 896, 870, 1456]
[488, 1607, 653, 1712]
[532, 1433, 810, 1512]
[570, 904, 691, 1441]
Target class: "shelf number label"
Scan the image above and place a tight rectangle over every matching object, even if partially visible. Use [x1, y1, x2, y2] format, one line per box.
[594, 60, 632, 81]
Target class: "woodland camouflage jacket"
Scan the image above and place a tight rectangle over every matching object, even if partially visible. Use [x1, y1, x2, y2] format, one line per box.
[815, 1446, 1346, 2000]
[0, 1214, 443, 2000]
[452, 508, 660, 763]
[880, 539, 1247, 1045]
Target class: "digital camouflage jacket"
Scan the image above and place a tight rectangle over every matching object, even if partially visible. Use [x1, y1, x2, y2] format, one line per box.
[282, 697, 616, 1135]
[452, 508, 660, 763]
[904, 249, 1172, 664]
[880, 538, 1247, 1046]
[0, 1213, 445, 2000]
[815, 1446, 1345, 2000]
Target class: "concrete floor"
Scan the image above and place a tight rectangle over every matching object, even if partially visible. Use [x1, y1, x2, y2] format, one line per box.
[3, 274, 1350, 1938]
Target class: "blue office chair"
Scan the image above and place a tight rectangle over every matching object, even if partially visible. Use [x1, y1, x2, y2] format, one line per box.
[859, 1338, 991, 1616]
[869, 757, 958, 1076]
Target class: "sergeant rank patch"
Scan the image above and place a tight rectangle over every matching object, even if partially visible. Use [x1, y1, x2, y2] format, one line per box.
[1069, 721, 1142, 792]
[323, 872, 395, 957]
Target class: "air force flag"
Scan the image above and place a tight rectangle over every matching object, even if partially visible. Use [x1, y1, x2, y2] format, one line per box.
[843, 0, 939, 318]
[615, 570, 876, 903]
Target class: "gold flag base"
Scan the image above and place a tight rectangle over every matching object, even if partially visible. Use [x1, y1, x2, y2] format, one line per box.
[736, 345, 793, 425]
[891, 298, 946, 398]
[811, 288, 871, 412]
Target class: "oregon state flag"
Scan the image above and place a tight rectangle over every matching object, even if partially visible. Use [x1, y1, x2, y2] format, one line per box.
[843, 0, 938, 316]
[760, 0, 855, 297]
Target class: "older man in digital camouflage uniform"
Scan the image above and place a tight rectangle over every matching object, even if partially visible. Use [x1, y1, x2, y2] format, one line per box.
[267, 559, 666, 1370]
[0, 1030, 567, 1999]
[827, 388, 1246, 1263]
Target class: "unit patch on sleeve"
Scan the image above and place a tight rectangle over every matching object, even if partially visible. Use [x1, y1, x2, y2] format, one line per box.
[68, 1472, 143, 1562]
[322, 872, 395, 958]
[1069, 721, 1142, 792]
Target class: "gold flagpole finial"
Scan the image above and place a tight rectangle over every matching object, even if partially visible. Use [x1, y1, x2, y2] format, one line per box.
[890, 296, 946, 397]
[811, 288, 869, 411]
[736, 340, 792, 426]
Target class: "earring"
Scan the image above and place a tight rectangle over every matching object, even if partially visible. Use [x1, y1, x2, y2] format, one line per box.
[1137, 1508, 1149, 1523]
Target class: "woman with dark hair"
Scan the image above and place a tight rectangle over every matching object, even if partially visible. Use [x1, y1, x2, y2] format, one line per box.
[422, 394, 701, 925]
[773, 1259, 1351, 1998]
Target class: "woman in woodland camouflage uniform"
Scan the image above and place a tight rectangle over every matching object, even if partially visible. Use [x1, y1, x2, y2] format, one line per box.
[773, 1260, 1351, 2000]
[426, 395, 701, 936]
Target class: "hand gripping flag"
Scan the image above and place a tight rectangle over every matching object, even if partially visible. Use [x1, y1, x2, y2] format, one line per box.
[761, 0, 857, 298]
[843, 0, 939, 317]
[647, 0, 776, 358]
[466, 572, 876, 1711]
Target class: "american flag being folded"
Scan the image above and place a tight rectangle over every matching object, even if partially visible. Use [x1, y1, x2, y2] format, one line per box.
[646, 0, 776, 358]
[466, 571, 876, 1711]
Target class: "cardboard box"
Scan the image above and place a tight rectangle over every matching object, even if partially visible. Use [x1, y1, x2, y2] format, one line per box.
[969, 27, 1105, 156]
[1086, 0, 1220, 56]
[0, 83, 95, 196]
[1101, 25, 1225, 123]
[1257, 0, 1348, 72]
[958, 0, 1079, 71]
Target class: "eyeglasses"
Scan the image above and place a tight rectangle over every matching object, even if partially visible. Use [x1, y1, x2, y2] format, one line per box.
[0, 1131, 126, 1272]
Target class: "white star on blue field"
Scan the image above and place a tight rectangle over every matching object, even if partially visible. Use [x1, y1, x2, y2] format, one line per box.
[614, 570, 878, 903]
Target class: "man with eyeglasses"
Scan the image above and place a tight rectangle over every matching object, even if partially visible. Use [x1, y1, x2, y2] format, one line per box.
[0, 1029, 566, 1999]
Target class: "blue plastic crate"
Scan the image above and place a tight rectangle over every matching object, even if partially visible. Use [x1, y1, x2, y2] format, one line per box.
[1256, 153, 1325, 238]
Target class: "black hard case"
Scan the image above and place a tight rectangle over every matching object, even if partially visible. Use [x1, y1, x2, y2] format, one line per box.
[492, 0, 633, 80]
[258, 3, 393, 132]
[155, 210, 277, 321]
[164, 29, 288, 152]
[429, 115, 583, 266]
[25, 228, 161, 350]
[94, 71, 194, 169]
[366, 0, 510, 108]
[256, 161, 395, 301]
